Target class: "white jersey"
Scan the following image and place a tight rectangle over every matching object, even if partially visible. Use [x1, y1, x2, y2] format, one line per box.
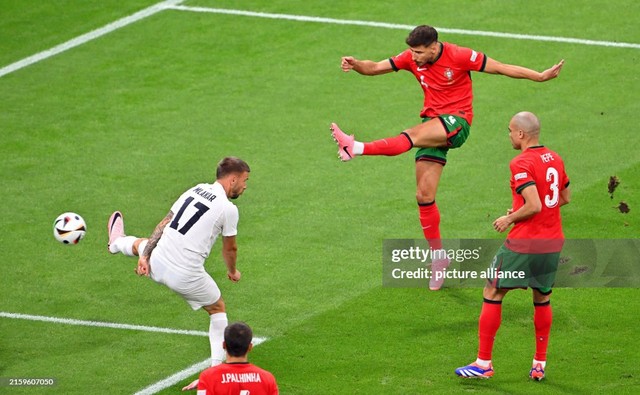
[152, 182, 238, 274]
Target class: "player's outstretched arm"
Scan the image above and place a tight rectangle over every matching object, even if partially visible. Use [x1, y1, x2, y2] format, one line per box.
[341, 56, 394, 75]
[484, 58, 564, 82]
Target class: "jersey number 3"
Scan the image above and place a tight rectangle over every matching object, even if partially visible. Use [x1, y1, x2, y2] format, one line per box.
[170, 196, 210, 235]
[545, 167, 560, 208]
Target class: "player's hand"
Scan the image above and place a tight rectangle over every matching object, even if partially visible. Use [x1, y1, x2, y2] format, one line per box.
[540, 59, 564, 81]
[136, 256, 150, 276]
[181, 378, 198, 391]
[227, 269, 241, 283]
[341, 56, 356, 72]
[493, 215, 512, 233]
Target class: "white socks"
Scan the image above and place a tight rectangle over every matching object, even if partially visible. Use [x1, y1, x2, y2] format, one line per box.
[353, 141, 364, 155]
[109, 236, 138, 256]
[533, 359, 546, 368]
[209, 312, 228, 366]
[475, 358, 492, 368]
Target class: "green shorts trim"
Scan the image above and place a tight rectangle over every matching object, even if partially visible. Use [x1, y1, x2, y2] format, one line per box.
[415, 115, 471, 165]
[488, 244, 560, 293]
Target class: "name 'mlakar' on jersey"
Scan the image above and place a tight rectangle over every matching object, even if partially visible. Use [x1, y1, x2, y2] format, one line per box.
[193, 186, 217, 202]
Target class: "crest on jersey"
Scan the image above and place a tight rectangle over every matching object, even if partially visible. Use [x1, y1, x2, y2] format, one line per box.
[444, 68, 454, 83]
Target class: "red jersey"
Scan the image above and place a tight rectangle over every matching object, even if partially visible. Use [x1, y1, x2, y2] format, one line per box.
[506, 146, 569, 253]
[389, 42, 486, 124]
[197, 362, 278, 395]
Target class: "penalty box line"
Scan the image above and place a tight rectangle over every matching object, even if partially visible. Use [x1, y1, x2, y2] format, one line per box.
[0, 310, 267, 341]
[167, 4, 640, 50]
[1, 311, 269, 394]
[2, 1, 636, 80]
[0, 0, 185, 79]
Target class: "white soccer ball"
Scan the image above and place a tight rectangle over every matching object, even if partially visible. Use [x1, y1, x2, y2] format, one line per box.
[53, 212, 87, 245]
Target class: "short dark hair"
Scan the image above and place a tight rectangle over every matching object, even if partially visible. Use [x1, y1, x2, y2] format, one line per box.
[216, 157, 250, 179]
[406, 25, 438, 47]
[225, 322, 253, 357]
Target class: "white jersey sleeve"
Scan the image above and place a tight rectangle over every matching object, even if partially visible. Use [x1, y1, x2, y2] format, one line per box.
[222, 204, 239, 237]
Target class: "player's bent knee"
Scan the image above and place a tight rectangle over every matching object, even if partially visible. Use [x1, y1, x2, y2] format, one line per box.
[203, 298, 225, 315]
[533, 288, 552, 304]
[483, 284, 508, 301]
[416, 190, 436, 204]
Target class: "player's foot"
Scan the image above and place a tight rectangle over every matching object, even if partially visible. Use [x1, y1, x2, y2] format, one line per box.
[455, 362, 494, 379]
[107, 211, 125, 253]
[529, 363, 545, 381]
[429, 257, 451, 291]
[330, 122, 355, 161]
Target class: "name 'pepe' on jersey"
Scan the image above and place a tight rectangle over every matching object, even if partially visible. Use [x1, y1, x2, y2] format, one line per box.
[154, 181, 239, 274]
[389, 42, 487, 124]
[507, 146, 570, 251]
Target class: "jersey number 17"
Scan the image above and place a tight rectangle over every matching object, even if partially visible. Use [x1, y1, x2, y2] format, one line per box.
[170, 197, 210, 235]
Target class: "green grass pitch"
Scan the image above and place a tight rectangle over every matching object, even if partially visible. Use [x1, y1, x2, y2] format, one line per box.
[1, 0, 639, 394]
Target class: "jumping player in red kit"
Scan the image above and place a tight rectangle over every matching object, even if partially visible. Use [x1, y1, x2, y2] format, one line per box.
[331, 25, 564, 290]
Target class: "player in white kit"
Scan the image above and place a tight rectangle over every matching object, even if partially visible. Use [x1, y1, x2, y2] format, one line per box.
[107, 157, 250, 371]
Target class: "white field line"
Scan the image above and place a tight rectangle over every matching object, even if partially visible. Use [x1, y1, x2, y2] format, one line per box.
[134, 358, 210, 395]
[0, 311, 208, 336]
[1, 311, 267, 342]
[2, 311, 268, 394]
[167, 5, 640, 50]
[2, 2, 636, 80]
[0, 0, 184, 79]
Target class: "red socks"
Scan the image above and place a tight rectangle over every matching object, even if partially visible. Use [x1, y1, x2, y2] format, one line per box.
[418, 201, 442, 250]
[363, 132, 413, 156]
[534, 302, 552, 361]
[476, 300, 552, 362]
[477, 299, 502, 361]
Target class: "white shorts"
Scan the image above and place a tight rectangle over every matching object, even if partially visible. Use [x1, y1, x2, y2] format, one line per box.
[147, 247, 221, 311]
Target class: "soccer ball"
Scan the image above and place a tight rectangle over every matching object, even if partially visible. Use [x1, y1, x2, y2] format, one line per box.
[53, 212, 87, 245]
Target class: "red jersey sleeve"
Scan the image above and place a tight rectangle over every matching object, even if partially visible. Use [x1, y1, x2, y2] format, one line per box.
[389, 49, 413, 72]
[510, 156, 536, 194]
[448, 44, 486, 72]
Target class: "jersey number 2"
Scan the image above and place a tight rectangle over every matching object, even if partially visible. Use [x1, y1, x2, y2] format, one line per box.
[170, 196, 210, 235]
[545, 167, 559, 208]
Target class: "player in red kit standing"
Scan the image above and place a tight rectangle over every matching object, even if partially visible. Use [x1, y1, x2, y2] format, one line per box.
[455, 111, 570, 380]
[196, 322, 278, 394]
[331, 25, 564, 290]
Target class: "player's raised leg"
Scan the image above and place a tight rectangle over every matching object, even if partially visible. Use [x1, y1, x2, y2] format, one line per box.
[107, 211, 145, 256]
[404, 118, 448, 148]
[330, 118, 448, 161]
[107, 211, 125, 253]
[330, 123, 358, 161]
